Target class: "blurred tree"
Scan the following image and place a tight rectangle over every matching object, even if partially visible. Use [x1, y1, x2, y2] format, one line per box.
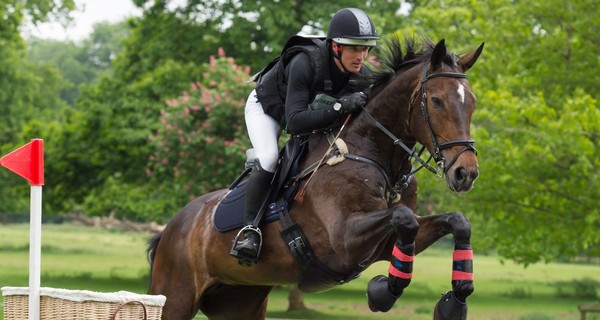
[0, 0, 74, 215]
[83, 21, 130, 70]
[27, 21, 130, 105]
[0, 0, 73, 146]
[127, 0, 405, 72]
[14, 21, 131, 214]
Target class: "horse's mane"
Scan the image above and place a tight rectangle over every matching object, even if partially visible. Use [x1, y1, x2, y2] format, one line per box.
[370, 35, 458, 94]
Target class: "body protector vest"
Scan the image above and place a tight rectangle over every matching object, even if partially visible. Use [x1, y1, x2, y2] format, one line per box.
[252, 35, 371, 126]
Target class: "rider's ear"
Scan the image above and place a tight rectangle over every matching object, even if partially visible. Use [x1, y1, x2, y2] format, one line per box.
[332, 42, 343, 54]
[430, 39, 447, 71]
[459, 42, 485, 72]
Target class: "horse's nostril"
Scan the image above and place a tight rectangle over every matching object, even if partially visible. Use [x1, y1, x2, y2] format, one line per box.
[455, 167, 467, 182]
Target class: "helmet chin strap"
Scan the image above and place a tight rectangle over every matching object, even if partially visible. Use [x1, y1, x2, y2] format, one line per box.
[333, 46, 350, 73]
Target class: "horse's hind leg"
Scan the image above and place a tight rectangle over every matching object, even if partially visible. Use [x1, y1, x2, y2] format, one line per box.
[200, 284, 273, 320]
[415, 212, 474, 320]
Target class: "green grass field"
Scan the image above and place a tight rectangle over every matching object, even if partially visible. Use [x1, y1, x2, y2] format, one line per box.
[1, 223, 599, 320]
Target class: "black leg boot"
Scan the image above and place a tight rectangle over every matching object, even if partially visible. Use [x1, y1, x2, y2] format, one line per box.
[230, 164, 274, 265]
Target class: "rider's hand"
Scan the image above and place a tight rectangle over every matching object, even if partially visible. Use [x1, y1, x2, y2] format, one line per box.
[337, 92, 367, 114]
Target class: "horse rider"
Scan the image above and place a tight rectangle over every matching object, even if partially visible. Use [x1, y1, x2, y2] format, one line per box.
[231, 8, 379, 264]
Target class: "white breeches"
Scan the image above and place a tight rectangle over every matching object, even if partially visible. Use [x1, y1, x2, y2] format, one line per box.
[245, 89, 281, 173]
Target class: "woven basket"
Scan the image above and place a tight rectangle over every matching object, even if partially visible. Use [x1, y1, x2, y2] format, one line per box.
[1, 287, 165, 320]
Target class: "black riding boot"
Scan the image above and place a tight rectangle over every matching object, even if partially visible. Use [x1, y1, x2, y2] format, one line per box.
[231, 165, 274, 264]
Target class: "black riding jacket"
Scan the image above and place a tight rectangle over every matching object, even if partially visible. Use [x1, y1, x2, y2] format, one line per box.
[255, 39, 370, 134]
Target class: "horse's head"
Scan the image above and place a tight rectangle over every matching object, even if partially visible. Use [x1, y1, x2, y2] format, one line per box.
[409, 39, 484, 192]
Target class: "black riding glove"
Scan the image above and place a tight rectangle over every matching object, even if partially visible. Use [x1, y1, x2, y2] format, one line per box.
[337, 92, 367, 114]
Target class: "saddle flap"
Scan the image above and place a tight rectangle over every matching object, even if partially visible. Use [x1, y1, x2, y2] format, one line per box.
[213, 136, 308, 233]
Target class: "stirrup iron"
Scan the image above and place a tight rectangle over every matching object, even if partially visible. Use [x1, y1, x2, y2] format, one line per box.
[230, 225, 263, 265]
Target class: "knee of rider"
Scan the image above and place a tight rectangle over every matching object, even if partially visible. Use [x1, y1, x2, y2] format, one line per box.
[255, 153, 278, 173]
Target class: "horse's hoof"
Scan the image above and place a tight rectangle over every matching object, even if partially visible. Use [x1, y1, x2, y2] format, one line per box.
[366, 275, 400, 312]
[433, 291, 467, 320]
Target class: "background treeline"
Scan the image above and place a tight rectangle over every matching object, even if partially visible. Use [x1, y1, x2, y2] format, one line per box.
[1, 0, 598, 266]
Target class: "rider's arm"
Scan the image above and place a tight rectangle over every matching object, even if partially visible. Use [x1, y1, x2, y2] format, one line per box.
[284, 53, 339, 134]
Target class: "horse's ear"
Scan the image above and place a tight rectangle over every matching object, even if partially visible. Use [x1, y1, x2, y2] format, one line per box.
[460, 42, 485, 72]
[431, 39, 447, 71]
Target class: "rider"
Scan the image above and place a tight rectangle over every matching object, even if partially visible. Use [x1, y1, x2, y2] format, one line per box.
[231, 8, 378, 264]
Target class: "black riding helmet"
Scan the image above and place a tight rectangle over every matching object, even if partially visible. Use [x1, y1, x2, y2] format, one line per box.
[326, 8, 378, 47]
[326, 8, 378, 70]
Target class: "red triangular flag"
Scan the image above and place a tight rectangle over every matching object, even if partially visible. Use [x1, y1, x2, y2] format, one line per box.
[0, 139, 44, 186]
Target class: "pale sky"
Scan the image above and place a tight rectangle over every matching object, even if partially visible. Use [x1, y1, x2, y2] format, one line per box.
[23, 0, 142, 41]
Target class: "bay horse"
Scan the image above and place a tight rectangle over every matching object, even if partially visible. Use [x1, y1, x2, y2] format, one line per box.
[148, 36, 484, 320]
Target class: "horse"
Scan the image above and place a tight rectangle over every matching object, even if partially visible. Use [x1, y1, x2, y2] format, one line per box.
[148, 36, 484, 320]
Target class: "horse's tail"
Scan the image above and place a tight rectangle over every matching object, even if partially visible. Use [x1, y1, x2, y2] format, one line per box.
[146, 232, 162, 292]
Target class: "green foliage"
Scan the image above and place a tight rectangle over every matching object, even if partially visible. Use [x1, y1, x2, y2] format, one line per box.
[0, 1, 75, 214]
[82, 21, 130, 70]
[82, 176, 175, 222]
[467, 89, 599, 264]
[26, 21, 129, 105]
[147, 50, 252, 218]
[396, 0, 599, 95]
[127, 1, 405, 72]
[49, 52, 199, 216]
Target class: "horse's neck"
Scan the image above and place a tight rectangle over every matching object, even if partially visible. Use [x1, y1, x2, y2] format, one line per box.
[346, 72, 419, 173]
[372, 70, 419, 139]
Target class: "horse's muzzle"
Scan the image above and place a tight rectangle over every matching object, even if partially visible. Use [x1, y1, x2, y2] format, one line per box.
[444, 158, 478, 192]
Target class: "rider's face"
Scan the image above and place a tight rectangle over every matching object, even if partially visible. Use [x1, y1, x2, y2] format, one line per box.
[332, 42, 370, 73]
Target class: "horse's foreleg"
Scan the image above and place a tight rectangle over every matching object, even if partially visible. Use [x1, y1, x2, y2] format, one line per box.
[416, 212, 474, 320]
[367, 206, 419, 312]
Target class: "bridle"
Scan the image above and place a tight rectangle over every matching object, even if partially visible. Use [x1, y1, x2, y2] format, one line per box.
[360, 63, 477, 193]
[417, 64, 477, 174]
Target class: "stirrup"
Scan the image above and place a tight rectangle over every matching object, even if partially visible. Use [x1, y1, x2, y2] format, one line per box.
[230, 225, 263, 265]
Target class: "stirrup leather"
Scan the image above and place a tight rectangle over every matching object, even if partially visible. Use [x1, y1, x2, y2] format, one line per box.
[230, 225, 263, 265]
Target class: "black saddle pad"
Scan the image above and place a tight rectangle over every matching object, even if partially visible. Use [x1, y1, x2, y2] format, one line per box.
[213, 179, 282, 232]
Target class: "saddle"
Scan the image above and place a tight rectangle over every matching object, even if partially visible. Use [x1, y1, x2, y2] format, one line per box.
[213, 136, 308, 232]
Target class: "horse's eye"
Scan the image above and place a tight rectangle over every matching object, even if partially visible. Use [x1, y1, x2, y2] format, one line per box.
[431, 97, 443, 108]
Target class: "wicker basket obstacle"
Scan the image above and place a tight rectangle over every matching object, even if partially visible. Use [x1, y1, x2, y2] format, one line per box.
[1, 287, 165, 320]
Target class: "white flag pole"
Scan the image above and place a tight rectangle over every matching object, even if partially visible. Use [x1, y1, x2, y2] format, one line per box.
[29, 185, 42, 320]
[0, 139, 44, 320]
